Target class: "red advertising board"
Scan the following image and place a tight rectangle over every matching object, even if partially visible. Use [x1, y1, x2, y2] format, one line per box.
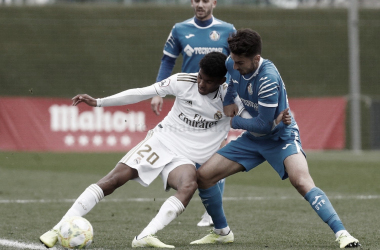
[0, 96, 346, 152]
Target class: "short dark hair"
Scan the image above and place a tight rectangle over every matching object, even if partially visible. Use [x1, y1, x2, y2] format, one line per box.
[228, 28, 262, 57]
[199, 52, 227, 78]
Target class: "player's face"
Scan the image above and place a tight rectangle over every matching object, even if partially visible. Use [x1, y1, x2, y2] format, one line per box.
[191, 0, 216, 21]
[197, 69, 225, 95]
[231, 53, 261, 76]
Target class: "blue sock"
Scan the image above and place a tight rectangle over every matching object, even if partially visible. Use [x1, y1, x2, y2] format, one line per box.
[217, 178, 225, 196]
[304, 187, 345, 234]
[198, 184, 228, 229]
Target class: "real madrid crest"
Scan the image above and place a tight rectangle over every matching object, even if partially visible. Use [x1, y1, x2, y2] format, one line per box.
[159, 79, 171, 87]
[209, 31, 220, 41]
[247, 83, 253, 95]
[214, 110, 223, 120]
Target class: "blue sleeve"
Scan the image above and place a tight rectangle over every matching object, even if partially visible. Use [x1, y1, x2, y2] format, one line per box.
[223, 74, 237, 106]
[156, 55, 176, 82]
[231, 105, 282, 134]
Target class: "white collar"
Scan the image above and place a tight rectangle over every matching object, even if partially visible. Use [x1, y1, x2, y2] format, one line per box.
[242, 57, 264, 81]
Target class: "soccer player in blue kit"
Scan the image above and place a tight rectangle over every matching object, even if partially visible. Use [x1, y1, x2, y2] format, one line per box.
[191, 29, 361, 249]
[151, 0, 235, 227]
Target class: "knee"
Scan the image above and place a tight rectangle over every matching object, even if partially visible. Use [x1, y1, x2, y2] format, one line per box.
[197, 170, 215, 189]
[196, 171, 206, 188]
[290, 175, 315, 196]
[178, 180, 198, 197]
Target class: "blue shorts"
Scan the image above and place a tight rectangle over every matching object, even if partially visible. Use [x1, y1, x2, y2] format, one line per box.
[217, 130, 305, 180]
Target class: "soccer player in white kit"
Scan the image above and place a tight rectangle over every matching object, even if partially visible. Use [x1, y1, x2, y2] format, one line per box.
[151, 0, 235, 227]
[39, 52, 289, 248]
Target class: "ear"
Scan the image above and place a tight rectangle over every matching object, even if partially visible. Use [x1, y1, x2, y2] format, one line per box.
[255, 55, 261, 62]
[213, 0, 217, 8]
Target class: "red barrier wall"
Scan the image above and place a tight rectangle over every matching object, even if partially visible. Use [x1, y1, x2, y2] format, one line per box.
[0, 97, 346, 152]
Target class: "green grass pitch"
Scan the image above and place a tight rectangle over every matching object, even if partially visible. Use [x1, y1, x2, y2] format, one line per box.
[0, 151, 379, 250]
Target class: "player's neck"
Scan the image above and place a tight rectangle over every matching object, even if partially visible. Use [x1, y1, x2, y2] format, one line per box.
[205, 88, 219, 99]
[194, 16, 213, 27]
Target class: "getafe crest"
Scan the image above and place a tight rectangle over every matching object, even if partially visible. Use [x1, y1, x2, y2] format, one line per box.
[159, 79, 171, 87]
[247, 83, 253, 95]
[214, 111, 223, 120]
[209, 31, 220, 41]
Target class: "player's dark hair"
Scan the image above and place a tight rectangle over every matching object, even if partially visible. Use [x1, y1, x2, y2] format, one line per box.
[228, 28, 262, 57]
[199, 52, 227, 78]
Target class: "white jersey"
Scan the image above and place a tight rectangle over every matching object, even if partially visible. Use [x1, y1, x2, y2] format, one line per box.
[153, 73, 232, 165]
[97, 72, 244, 165]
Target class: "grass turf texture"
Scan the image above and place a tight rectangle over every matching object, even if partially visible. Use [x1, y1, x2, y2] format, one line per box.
[0, 151, 379, 249]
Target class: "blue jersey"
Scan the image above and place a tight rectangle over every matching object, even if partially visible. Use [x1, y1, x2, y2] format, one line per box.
[163, 16, 235, 73]
[224, 56, 298, 140]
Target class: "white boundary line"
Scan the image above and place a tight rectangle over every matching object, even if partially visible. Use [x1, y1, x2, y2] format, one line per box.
[0, 195, 379, 204]
[0, 239, 58, 250]
[0, 239, 109, 250]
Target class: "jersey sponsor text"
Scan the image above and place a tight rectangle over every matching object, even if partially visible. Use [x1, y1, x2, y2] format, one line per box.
[178, 112, 219, 129]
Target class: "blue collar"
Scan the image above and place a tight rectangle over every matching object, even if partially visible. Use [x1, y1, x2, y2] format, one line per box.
[193, 16, 213, 27]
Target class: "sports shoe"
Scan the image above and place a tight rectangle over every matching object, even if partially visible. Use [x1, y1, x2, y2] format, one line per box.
[132, 235, 175, 248]
[39, 229, 58, 248]
[336, 233, 360, 248]
[197, 211, 214, 227]
[190, 230, 234, 245]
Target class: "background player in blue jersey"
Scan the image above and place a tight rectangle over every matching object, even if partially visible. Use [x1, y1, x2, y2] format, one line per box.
[151, 0, 235, 227]
[151, 0, 235, 116]
[191, 29, 361, 249]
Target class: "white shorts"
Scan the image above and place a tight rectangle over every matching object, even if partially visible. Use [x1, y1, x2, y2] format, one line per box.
[119, 130, 195, 191]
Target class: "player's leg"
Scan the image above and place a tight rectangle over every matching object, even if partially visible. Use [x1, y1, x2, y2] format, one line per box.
[197, 178, 225, 227]
[191, 153, 244, 245]
[40, 163, 138, 248]
[284, 151, 360, 248]
[133, 164, 197, 248]
[197, 139, 227, 227]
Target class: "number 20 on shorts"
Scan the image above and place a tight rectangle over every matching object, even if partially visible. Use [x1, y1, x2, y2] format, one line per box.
[136, 144, 160, 165]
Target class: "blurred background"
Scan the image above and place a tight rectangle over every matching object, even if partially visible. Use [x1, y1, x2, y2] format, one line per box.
[1, 0, 379, 150]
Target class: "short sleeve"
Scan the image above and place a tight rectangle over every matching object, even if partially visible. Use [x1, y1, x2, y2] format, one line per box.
[163, 25, 181, 58]
[258, 74, 279, 108]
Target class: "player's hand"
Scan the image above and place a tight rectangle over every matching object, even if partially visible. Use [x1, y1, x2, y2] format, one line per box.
[72, 94, 97, 107]
[276, 108, 291, 126]
[151, 96, 163, 115]
[223, 103, 238, 117]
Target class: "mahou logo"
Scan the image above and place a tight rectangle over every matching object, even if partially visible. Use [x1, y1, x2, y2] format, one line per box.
[49, 105, 146, 133]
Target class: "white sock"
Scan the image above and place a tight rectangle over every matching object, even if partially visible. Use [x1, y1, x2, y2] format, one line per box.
[335, 230, 350, 239]
[53, 184, 104, 230]
[137, 196, 185, 240]
[214, 226, 231, 236]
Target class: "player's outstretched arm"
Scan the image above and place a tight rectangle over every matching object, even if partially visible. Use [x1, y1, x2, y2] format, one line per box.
[151, 96, 163, 116]
[72, 94, 97, 107]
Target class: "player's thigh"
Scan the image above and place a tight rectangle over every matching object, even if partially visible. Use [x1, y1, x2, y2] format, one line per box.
[97, 162, 138, 191]
[284, 152, 315, 196]
[197, 153, 244, 185]
[204, 133, 265, 179]
[262, 130, 305, 180]
[167, 164, 197, 191]
[160, 154, 195, 191]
